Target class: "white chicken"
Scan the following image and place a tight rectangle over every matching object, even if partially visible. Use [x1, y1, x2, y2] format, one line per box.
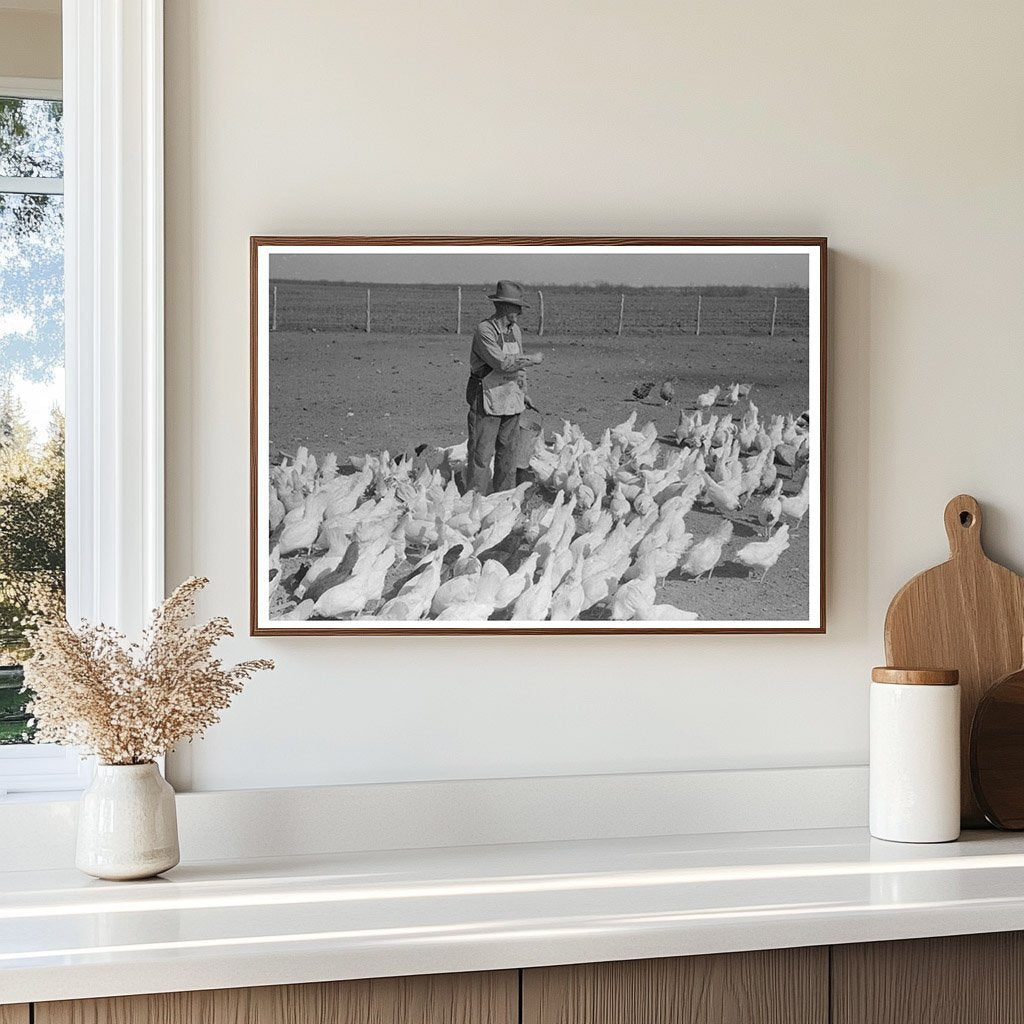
[430, 568, 483, 618]
[701, 472, 743, 515]
[550, 550, 587, 621]
[571, 511, 614, 559]
[278, 497, 327, 556]
[680, 521, 734, 581]
[609, 484, 631, 520]
[633, 489, 657, 517]
[543, 530, 576, 591]
[434, 602, 496, 621]
[378, 543, 450, 620]
[296, 521, 352, 598]
[610, 411, 643, 448]
[472, 498, 519, 556]
[780, 477, 811, 533]
[758, 479, 785, 537]
[272, 394, 812, 623]
[696, 385, 720, 411]
[476, 559, 511, 603]
[610, 575, 657, 620]
[623, 546, 681, 584]
[269, 488, 286, 531]
[579, 563, 624, 612]
[313, 546, 396, 618]
[493, 552, 540, 611]
[511, 556, 556, 621]
[675, 409, 697, 445]
[739, 449, 770, 502]
[734, 524, 790, 579]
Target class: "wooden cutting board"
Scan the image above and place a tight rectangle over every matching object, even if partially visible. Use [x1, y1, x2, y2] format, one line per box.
[884, 494, 1024, 826]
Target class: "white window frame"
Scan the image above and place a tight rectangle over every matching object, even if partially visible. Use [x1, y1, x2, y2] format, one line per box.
[0, 0, 165, 797]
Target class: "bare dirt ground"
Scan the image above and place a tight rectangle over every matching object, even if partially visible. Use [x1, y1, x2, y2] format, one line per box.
[268, 330, 812, 623]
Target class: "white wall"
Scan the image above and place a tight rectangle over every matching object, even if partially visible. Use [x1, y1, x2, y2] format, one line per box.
[164, 0, 1024, 792]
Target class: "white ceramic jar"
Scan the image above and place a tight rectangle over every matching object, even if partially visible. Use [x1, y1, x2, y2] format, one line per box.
[870, 667, 961, 843]
[76, 762, 180, 880]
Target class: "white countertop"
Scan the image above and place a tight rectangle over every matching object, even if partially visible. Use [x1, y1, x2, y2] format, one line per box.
[4, 826, 1024, 1004]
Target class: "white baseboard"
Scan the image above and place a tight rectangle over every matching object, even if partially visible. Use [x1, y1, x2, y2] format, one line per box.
[0, 765, 867, 872]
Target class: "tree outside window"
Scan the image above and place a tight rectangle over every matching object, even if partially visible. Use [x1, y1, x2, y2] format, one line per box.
[0, 94, 65, 744]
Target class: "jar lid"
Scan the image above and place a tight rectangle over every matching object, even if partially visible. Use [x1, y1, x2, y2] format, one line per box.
[871, 666, 959, 686]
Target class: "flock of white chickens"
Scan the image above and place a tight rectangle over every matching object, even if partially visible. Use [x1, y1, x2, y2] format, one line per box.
[267, 383, 811, 624]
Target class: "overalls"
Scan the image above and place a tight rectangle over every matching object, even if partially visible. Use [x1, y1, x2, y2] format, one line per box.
[465, 323, 524, 495]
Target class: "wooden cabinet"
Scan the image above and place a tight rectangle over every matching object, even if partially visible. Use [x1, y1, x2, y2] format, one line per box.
[522, 948, 828, 1024]
[831, 932, 1024, 1024]
[34, 971, 517, 1024]
[13, 933, 1024, 1023]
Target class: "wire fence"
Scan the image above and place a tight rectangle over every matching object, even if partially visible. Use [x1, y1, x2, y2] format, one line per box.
[269, 282, 810, 338]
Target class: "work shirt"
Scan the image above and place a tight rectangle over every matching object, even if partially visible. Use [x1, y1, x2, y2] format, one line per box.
[469, 316, 526, 416]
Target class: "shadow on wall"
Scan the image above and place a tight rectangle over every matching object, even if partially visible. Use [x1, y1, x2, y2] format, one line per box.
[826, 249, 872, 638]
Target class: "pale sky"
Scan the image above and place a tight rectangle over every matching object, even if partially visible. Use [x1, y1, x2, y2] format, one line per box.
[270, 251, 810, 289]
[2, 309, 63, 444]
[13, 368, 63, 443]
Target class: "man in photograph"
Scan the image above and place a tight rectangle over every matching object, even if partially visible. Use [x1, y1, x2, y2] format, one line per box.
[464, 280, 543, 494]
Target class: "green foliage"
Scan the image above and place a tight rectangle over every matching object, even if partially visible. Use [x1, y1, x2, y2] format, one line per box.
[0, 97, 62, 239]
[0, 394, 64, 743]
[0, 665, 30, 743]
[0, 392, 65, 666]
[0, 97, 62, 177]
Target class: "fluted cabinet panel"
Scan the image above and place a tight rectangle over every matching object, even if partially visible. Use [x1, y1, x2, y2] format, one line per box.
[35, 972, 518, 1024]
[0, 1007, 29, 1024]
[522, 948, 828, 1024]
[832, 933, 1024, 1024]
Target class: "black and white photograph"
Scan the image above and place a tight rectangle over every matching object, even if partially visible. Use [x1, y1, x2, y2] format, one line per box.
[251, 238, 825, 634]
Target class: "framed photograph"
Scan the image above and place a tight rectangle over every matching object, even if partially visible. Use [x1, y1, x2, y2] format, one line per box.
[251, 237, 826, 635]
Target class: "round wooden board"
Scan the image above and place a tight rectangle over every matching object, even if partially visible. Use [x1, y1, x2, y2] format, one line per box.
[971, 664, 1024, 829]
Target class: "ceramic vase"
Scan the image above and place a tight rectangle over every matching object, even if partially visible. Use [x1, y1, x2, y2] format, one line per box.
[76, 762, 180, 880]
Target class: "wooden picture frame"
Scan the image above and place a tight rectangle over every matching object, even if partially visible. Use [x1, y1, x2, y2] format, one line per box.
[251, 236, 827, 635]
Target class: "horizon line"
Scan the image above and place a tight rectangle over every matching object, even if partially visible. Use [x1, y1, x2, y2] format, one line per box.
[267, 279, 811, 292]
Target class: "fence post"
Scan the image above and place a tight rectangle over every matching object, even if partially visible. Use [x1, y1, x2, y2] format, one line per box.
[456, 285, 462, 335]
[537, 290, 545, 337]
[617, 293, 625, 336]
[365, 288, 370, 333]
[770, 295, 778, 337]
[272, 285, 278, 331]
[695, 294, 702, 336]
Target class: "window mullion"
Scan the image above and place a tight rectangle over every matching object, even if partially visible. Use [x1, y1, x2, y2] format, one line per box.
[0, 176, 64, 195]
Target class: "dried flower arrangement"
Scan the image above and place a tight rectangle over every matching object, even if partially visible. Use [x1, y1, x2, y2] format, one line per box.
[23, 577, 273, 765]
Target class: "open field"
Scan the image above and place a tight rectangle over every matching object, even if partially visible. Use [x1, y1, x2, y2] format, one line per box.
[268, 329, 812, 623]
[269, 280, 810, 339]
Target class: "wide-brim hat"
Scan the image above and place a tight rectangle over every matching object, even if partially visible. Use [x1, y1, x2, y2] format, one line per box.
[487, 280, 531, 308]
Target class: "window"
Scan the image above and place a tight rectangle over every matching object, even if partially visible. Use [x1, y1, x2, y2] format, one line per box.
[0, 86, 65, 732]
[1, 5, 166, 797]
[0, 79, 82, 795]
